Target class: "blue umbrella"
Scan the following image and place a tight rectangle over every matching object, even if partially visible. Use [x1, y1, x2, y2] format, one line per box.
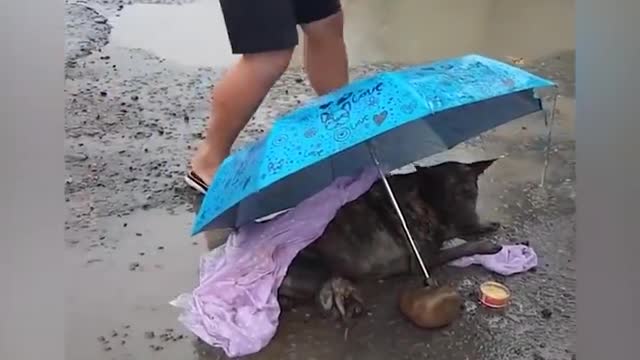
[193, 54, 554, 234]
[192, 54, 555, 284]
[193, 53, 554, 241]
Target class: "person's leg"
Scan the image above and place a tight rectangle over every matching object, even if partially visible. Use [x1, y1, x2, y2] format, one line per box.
[188, 0, 298, 190]
[190, 51, 293, 187]
[296, 0, 349, 96]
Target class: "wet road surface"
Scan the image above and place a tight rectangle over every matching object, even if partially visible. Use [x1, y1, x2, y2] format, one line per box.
[65, 1, 575, 359]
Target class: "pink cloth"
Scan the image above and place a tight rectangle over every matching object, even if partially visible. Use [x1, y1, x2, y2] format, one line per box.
[171, 168, 379, 358]
[448, 244, 538, 276]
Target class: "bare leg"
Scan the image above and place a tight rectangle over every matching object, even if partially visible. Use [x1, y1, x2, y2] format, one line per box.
[190, 49, 294, 185]
[301, 11, 349, 95]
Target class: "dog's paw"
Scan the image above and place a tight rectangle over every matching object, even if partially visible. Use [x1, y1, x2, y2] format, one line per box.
[471, 240, 503, 255]
[317, 277, 364, 322]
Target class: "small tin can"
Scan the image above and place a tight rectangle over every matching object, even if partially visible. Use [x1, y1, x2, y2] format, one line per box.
[479, 281, 511, 308]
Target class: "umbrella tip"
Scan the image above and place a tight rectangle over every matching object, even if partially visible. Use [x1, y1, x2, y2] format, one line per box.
[190, 223, 202, 236]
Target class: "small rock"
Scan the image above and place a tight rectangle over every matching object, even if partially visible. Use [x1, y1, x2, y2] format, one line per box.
[129, 262, 140, 271]
[99, 91, 108, 97]
[66, 153, 88, 162]
[97, 336, 106, 342]
[135, 232, 142, 237]
[157, 246, 165, 250]
[533, 353, 545, 360]
[144, 331, 155, 339]
[104, 346, 112, 351]
[541, 308, 553, 319]
[131, 95, 139, 101]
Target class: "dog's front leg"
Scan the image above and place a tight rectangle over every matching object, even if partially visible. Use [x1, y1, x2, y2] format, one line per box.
[432, 240, 502, 267]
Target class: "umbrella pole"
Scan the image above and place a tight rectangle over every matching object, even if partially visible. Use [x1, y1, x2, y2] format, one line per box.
[366, 143, 434, 286]
[541, 93, 558, 187]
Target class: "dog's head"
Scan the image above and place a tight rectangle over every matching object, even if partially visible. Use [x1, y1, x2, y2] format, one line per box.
[415, 159, 498, 226]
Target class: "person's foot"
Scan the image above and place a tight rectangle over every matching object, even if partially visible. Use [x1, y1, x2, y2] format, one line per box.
[186, 141, 224, 194]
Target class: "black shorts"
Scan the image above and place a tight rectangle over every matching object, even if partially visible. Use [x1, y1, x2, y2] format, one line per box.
[219, 0, 342, 54]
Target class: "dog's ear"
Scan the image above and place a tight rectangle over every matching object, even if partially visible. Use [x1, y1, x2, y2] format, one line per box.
[468, 158, 498, 176]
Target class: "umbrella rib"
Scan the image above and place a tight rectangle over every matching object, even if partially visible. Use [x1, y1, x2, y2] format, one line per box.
[540, 93, 559, 187]
[366, 142, 434, 285]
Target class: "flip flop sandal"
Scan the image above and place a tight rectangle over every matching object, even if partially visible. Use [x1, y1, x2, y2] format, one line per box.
[185, 171, 290, 220]
[184, 171, 209, 194]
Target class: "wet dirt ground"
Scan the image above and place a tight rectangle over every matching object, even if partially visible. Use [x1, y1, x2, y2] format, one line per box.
[64, 0, 575, 359]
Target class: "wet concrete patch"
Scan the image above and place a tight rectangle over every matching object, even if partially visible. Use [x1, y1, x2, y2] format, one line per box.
[65, 206, 203, 359]
[65, 3, 112, 66]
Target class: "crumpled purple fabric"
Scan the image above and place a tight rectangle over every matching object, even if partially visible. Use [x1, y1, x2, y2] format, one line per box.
[170, 168, 379, 358]
[447, 244, 538, 276]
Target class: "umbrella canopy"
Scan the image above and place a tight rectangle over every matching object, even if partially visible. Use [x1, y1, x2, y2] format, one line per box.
[192, 54, 555, 235]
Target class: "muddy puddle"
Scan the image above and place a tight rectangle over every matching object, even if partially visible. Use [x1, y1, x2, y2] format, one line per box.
[65, 207, 201, 359]
[109, 0, 575, 68]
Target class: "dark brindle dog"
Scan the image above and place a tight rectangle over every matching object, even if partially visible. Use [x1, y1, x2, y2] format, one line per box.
[274, 159, 504, 320]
